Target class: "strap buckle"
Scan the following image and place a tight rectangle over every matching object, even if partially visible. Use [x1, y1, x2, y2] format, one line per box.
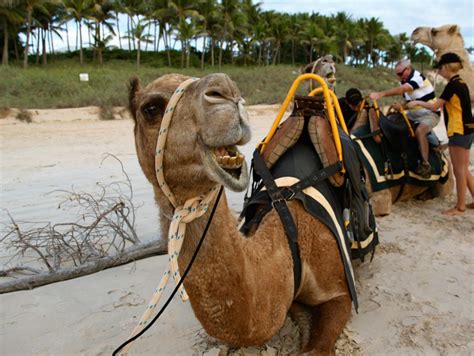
[281, 187, 296, 200]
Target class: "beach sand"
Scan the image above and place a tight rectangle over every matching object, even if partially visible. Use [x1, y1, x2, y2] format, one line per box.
[0, 106, 473, 355]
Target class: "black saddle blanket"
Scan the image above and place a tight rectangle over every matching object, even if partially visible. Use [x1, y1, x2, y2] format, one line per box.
[351, 124, 449, 192]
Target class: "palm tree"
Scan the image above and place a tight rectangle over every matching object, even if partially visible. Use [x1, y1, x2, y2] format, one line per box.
[168, 0, 200, 68]
[196, 0, 219, 69]
[90, 0, 116, 64]
[364, 17, 384, 66]
[22, 0, 52, 68]
[1, 1, 23, 65]
[332, 11, 353, 63]
[64, 0, 93, 65]
[299, 21, 324, 63]
[123, 19, 152, 69]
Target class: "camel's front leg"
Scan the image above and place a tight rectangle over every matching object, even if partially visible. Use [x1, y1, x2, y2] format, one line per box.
[303, 294, 352, 355]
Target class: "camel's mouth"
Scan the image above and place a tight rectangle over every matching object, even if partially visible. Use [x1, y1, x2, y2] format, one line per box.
[202, 143, 249, 192]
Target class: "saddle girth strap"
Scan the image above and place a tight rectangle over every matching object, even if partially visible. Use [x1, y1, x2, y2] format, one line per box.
[252, 150, 301, 296]
[280, 161, 343, 200]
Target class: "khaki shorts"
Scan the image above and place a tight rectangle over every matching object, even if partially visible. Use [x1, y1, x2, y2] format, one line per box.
[407, 109, 440, 130]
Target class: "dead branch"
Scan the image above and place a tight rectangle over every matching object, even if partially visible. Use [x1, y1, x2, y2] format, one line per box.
[0, 240, 166, 293]
[0, 154, 164, 293]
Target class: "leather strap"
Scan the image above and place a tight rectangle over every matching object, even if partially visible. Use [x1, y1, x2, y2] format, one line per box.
[252, 149, 301, 295]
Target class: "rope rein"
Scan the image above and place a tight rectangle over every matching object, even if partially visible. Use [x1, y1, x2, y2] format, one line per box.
[117, 77, 221, 355]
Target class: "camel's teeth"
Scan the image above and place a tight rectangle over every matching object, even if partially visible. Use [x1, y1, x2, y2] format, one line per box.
[235, 155, 244, 165]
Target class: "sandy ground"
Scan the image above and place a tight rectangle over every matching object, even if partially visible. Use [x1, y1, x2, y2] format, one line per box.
[0, 105, 473, 355]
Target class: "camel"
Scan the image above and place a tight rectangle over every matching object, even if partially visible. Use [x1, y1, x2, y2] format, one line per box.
[349, 106, 454, 216]
[302, 55, 337, 92]
[411, 24, 474, 103]
[129, 73, 352, 354]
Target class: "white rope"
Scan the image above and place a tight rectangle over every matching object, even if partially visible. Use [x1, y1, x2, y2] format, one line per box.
[120, 77, 220, 354]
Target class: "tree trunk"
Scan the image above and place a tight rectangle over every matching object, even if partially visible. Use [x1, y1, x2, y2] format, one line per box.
[127, 16, 131, 50]
[211, 37, 214, 67]
[13, 33, 19, 60]
[181, 39, 185, 68]
[116, 12, 122, 50]
[201, 36, 207, 70]
[49, 27, 55, 55]
[186, 41, 190, 68]
[35, 28, 40, 64]
[0, 240, 167, 294]
[23, 8, 32, 69]
[145, 22, 151, 51]
[218, 41, 223, 68]
[65, 21, 70, 52]
[137, 40, 140, 70]
[42, 29, 47, 65]
[79, 21, 84, 65]
[2, 17, 8, 66]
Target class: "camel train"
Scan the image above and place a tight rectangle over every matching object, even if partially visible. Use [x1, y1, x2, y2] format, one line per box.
[302, 56, 453, 216]
[119, 51, 454, 353]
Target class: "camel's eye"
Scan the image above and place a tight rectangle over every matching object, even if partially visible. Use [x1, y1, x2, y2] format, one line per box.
[205, 90, 224, 98]
[141, 96, 167, 121]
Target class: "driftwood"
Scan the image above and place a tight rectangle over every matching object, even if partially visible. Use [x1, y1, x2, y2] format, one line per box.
[0, 154, 165, 293]
[0, 240, 166, 293]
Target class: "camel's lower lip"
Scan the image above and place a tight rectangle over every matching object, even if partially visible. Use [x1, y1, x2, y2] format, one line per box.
[202, 144, 249, 192]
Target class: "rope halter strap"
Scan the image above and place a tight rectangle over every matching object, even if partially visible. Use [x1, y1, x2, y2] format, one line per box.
[122, 77, 220, 354]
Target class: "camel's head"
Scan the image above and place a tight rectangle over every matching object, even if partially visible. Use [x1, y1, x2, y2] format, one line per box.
[302, 55, 336, 91]
[411, 24, 464, 56]
[129, 73, 251, 204]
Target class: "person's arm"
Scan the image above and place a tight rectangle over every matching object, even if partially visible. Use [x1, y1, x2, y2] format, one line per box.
[369, 83, 413, 100]
[407, 98, 446, 111]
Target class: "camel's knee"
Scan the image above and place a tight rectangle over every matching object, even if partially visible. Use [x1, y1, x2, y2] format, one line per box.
[370, 190, 392, 216]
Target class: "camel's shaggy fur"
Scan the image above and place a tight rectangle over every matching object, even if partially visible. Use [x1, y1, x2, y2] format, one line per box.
[411, 24, 474, 103]
[129, 73, 352, 354]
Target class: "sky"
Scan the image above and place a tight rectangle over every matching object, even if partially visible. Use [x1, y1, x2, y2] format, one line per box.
[261, 0, 474, 48]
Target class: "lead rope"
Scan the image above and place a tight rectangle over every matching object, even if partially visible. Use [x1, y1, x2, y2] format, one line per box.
[117, 77, 220, 355]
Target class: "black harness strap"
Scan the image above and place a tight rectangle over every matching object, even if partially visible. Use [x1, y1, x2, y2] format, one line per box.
[252, 150, 301, 295]
[280, 161, 343, 200]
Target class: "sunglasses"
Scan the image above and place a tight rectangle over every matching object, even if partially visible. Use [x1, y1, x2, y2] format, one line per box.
[396, 67, 408, 77]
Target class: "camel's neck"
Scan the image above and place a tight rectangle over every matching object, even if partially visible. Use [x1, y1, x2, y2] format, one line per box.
[166, 192, 293, 346]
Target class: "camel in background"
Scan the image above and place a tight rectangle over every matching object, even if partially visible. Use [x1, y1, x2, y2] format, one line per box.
[411, 24, 474, 103]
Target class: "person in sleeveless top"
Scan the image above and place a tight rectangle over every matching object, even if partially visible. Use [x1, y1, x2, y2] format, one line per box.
[407, 52, 474, 215]
[369, 59, 440, 178]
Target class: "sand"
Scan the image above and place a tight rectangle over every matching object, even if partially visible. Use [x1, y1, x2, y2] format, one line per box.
[0, 106, 473, 355]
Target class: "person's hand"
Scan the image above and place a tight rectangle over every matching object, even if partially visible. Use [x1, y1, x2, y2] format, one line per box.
[369, 92, 383, 100]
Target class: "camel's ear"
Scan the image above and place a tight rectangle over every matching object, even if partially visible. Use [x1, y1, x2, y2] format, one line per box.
[128, 76, 140, 122]
[448, 25, 459, 34]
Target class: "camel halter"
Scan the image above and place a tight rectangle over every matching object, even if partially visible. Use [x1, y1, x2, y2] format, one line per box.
[119, 77, 220, 355]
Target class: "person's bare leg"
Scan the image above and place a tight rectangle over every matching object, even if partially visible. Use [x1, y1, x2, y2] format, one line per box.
[416, 124, 430, 163]
[463, 147, 474, 208]
[444, 145, 467, 215]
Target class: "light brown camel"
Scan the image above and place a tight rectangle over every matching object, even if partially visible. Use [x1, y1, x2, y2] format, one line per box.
[411, 24, 474, 103]
[349, 107, 454, 216]
[129, 73, 352, 354]
[302, 55, 337, 92]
